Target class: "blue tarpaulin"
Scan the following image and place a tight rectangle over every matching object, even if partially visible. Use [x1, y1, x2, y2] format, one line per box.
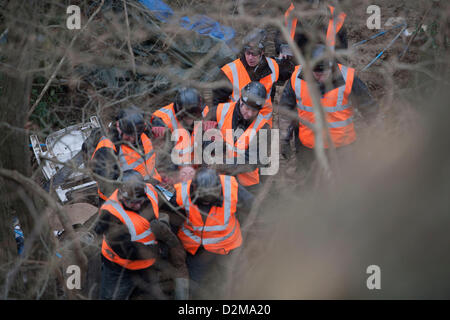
[138, 0, 235, 45]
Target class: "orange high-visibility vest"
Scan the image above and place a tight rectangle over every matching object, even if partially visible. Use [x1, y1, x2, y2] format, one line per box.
[215, 101, 271, 187]
[202, 105, 209, 118]
[91, 134, 161, 200]
[284, 2, 297, 41]
[152, 103, 204, 165]
[174, 175, 241, 255]
[284, 4, 346, 49]
[291, 63, 356, 149]
[221, 57, 279, 123]
[101, 184, 160, 270]
[326, 5, 347, 50]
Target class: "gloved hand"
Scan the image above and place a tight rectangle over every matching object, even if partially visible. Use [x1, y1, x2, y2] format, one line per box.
[152, 126, 166, 138]
[202, 121, 218, 131]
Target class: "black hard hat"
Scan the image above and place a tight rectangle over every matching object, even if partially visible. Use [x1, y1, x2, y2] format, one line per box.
[242, 28, 266, 54]
[119, 170, 146, 203]
[192, 168, 222, 205]
[310, 44, 333, 72]
[117, 106, 146, 136]
[175, 87, 204, 118]
[241, 81, 267, 110]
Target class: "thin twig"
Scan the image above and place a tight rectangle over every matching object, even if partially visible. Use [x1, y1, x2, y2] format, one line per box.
[399, 2, 435, 60]
[122, 0, 137, 76]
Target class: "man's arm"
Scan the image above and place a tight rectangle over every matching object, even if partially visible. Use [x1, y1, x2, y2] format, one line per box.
[92, 147, 120, 199]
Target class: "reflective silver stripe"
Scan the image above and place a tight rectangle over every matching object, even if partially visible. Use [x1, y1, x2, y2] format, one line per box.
[297, 105, 313, 112]
[265, 57, 277, 100]
[297, 104, 351, 113]
[287, 18, 293, 38]
[294, 67, 302, 104]
[134, 230, 151, 241]
[218, 102, 231, 130]
[118, 148, 144, 171]
[180, 225, 201, 243]
[157, 107, 179, 136]
[145, 185, 158, 205]
[328, 117, 353, 128]
[246, 112, 270, 143]
[223, 176, 231, 224]
[298, 116, 315, 129]
[105, 200, 138, 240]
[105, 199, 155, 244]
[180, 182, 190, 217]
[144, 149, 154, 161]
[201, 220, 238, 245]
[228, 62, 240, 101]
[336, 65, 348, 108]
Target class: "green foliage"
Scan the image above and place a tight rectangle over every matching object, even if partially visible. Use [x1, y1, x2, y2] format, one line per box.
[29, 79, 66, 131]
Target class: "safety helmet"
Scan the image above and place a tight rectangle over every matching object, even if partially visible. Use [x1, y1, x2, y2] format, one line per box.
[241, 81, 267, 110]
[192, 168, 222, 205]
[174, 87, 204, 119]
[117, 106, 146, 136]
[119, 170, 147, 204]
[310, 44, 333, 72]
[242, 28, 267, 56]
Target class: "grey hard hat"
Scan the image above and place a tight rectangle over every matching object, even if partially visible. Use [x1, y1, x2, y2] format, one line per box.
[241, 81, 267, 110]
[242, 28, 267, 53]
[119, 170, 146, 202]
[192, 168, 222, 204]
[117, 106, 146, 136]
[310, 44, 333, 72]
[175, 87, 204, 117]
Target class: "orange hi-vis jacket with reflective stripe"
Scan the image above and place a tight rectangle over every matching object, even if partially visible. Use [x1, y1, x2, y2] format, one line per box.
[284, 2, 297, 41]
[174, 175, 242, 255]
[284, 3, 346, 50]
[101, 184, 160, 270]
[152, 103, 203, 165]
[221, 57, 279, 122]
[215, 101, 271, 187]
[291, 64, 356, 149]
[91, 134, 161, 200]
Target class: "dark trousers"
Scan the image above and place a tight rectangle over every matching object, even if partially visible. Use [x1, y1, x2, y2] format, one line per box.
[100, 260, 134, 300]
[100, 258, 166, 300]
[186, 247, 233, 299]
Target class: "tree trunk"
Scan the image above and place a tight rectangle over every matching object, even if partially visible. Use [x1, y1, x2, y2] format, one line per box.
[0, 0, 56, 299]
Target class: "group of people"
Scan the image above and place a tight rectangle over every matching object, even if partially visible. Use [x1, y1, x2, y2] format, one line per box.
[85, 1, 379, 300]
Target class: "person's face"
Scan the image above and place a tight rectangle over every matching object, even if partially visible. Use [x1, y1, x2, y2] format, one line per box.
[120, 190, 146, 211]
[240, 101, 259, 121]
[313, 69, 331, 83]
[116, 122, 137, 144]
[179, 109, 202, 130]
[244, 48, 263, 67]
[123, 198, 145, 211]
